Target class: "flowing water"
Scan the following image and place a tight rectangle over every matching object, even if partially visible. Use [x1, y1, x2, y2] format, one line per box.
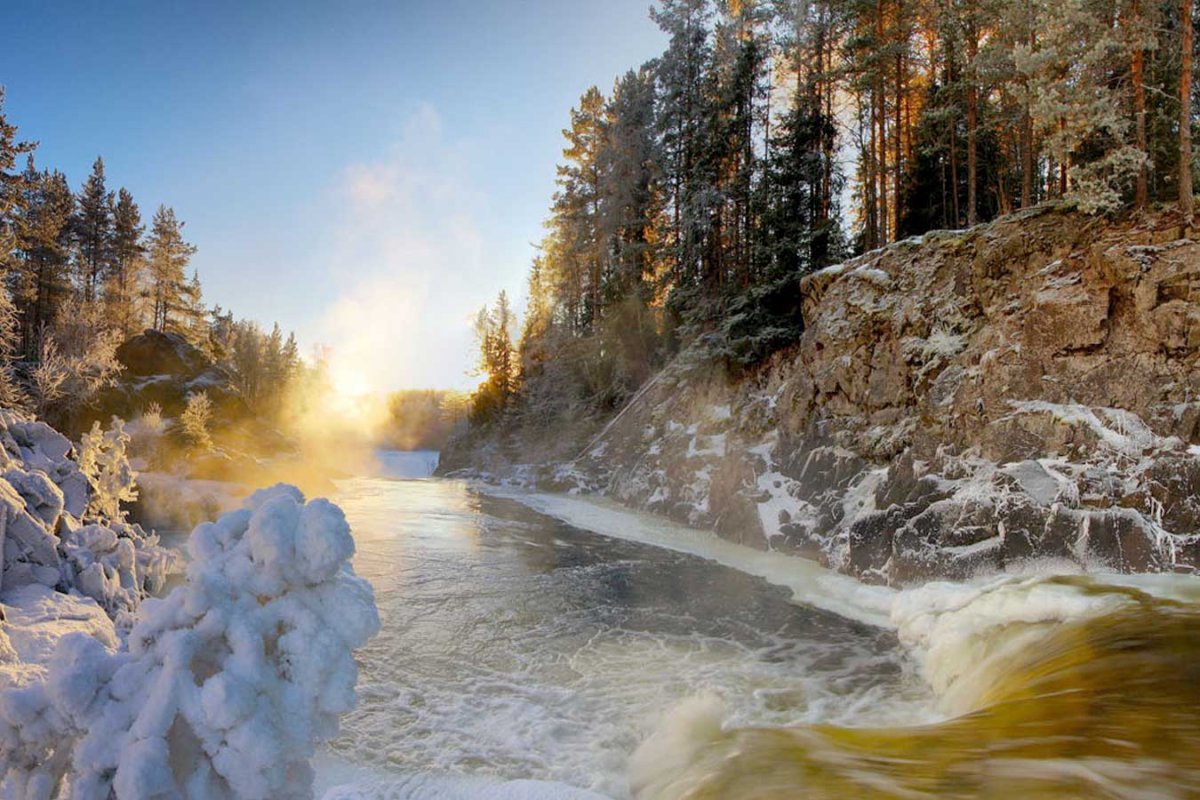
[315, 452, 1200, 799]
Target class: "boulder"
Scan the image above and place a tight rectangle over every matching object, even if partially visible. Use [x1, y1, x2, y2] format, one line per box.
[115, 330, 206, 378]
[92, 330, 251, 424]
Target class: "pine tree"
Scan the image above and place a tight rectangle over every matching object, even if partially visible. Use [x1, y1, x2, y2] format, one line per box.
[598, 68, 661, 303]
[708, 0, 770, 289]
[145, 205, 196, 332]
[0, 90, 35, 408]
[177, 269, 207, 347]
[0, 89, 36, 278]
[653, 0, 716, 285]
[554, 86, 608, 330]
[230, 319, 265, 405]
[14, 160, 75, 358]
[109, 187, 144, 337]
[74, 156, 113, 303]
[281, 332, 300, 382]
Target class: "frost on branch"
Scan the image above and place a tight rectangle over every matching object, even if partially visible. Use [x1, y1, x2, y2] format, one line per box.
[76, 417, 139, 523]
[0, 409, 175, 618]
[0, 484, 380, 799]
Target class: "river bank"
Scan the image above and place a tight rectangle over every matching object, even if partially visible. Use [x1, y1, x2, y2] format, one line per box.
[443, 208, 1200, 585]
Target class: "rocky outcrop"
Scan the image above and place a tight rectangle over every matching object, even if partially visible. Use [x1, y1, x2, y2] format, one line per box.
[460, 208, 1200, 585]
[91, 329, 250, 425]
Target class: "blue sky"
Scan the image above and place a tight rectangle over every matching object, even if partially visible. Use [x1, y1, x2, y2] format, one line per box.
[1, 1, 666, 391]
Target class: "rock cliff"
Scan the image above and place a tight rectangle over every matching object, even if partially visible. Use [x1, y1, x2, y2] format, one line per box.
[91, 329, 250, 426]
[450, 207, 1200, 584]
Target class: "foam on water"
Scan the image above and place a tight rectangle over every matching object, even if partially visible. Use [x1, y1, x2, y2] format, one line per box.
[318, 471, 933, 798]
[322, 470, 1200, 799]
[631, 573, 1200, 798]
[315, 753, 609, 800]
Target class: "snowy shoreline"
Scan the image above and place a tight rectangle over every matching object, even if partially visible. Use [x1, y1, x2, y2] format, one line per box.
[474, 481, 1200, 695]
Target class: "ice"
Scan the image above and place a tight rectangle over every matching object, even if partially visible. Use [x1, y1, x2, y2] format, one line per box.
[480, 485, 897, 628]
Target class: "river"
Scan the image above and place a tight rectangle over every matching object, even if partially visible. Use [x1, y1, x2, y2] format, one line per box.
[314, 452, 1200, 799]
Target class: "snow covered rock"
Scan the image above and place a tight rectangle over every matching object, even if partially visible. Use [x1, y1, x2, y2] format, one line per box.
[96, 329, 251, 424]
[449, 210, 1200, 584]
[0, 484, 380, 799]
[0, 411, 178, 615]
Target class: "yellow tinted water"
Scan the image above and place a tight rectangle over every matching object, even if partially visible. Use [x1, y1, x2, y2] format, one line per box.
[635, 578, 1200, 799]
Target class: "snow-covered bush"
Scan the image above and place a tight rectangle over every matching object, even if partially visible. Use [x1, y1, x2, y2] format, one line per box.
[0, 408, 175, 619]
[0, 484, 380, 799]
[0, 291, 27, 411]
[29, 298, 123, 427]
[76, 417, 139, 522]
[180, 391, 213, 451]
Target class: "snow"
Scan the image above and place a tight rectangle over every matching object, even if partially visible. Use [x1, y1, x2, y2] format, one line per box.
[0, 412, 180, 618]
[851, 265, 891, 287]
[0, 585, 119, 689]
[1006, 401, 1181, 457]
[1000, 460, 1070, 506]
[76, 418, 139, 522]
[0, 406, 381, 797]
[921, 328, 967, 359]
[0, 482, 380, 798]
[685, 433, 725, 459]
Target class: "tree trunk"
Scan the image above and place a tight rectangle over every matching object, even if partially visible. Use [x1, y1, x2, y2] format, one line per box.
[865, 101, 879, 250]
[947, 36, 962, 226]
[894, 0, 904, 240]
[875, 0, 889, 245]
[878, 90, 888, 244]
[1021, 26, 1035, 208]
[819, 9, 834, 227]
[1133, 0, 1148, 210]
[1183, 0, 1195, 220]
[1059, 119, 1069, 196]
[966, 8, 979, 227]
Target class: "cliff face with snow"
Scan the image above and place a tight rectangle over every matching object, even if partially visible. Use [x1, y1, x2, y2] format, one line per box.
[468, 207, 1200, 584]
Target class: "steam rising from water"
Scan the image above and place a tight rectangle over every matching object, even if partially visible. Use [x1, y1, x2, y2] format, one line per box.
[311, 104, 516, 395]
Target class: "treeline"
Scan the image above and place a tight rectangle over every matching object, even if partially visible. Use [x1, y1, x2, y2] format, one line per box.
[468, 0, 1198, 431]
[378, 390, 469, 451]
[0, 90, 303, 430]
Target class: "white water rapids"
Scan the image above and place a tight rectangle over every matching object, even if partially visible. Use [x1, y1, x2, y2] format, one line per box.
[314, 452, 1200, 799]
